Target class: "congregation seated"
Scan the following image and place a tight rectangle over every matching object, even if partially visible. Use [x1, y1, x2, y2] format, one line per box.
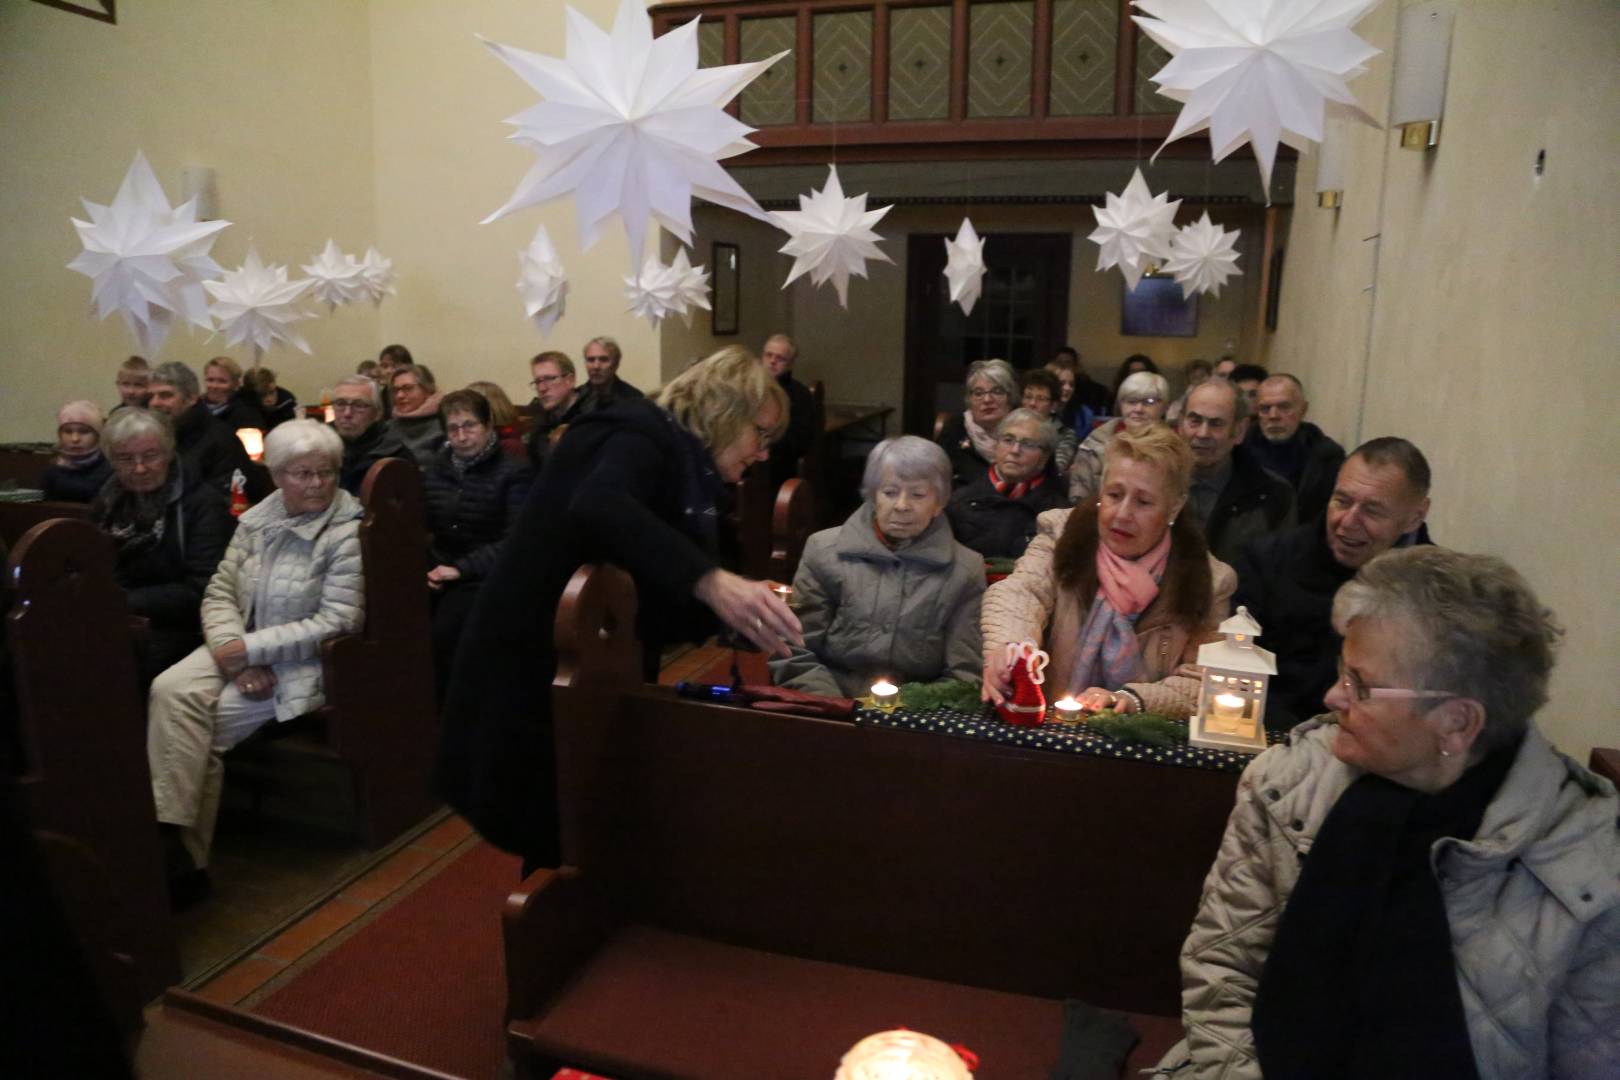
[524, 350, 589, 468]
[1068, 370, 1171, 503]
[946, 407, 1068, 561]
[465, 380, 527, 460]
[147, 360, 260, 498]
[376, 343, 415, 418]
[1164, 357, 1212, 426]
[244, 365, 299, 432]
[424, 389, 533, 698]
[983, 425, 1233, 718]
[1108, 353, 1158, 414]
[762, 332, 818, 488]
[1018, 367, 1078, 476]
[39, 399, 111, 502]
[1227, 361, 1268, 411]
[1047, 345, 1112, 438]
[935, 357, 1017, 487]
[1178, 376, 1294, 565]
[148, 419, 364, 902]
[202, 355, 265, 432]
[387, 363, 446, 469]
[578, 335, 643, 410]
[331, 374, 409, 496]
[112, 354, 151, 412]
[771, 436, 982, 698]
[1244, 373, 1345, 522]
[1233, 437, 1432, 730]
[1171, 547, 1620, 1078]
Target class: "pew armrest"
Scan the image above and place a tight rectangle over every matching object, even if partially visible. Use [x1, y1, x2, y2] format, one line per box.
[1590, 748, 1620, 788]
[503, 866, 618, 1025]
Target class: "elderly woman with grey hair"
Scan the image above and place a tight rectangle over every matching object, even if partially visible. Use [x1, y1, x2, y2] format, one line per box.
[771, 435, 985, 697]
[1068, 370, 1170, 503]
[946, 407, 1069, 561]
[935, 358, 1019, 487]
[147, 419, 364, 903]
[1171, 547, 1619, 1080]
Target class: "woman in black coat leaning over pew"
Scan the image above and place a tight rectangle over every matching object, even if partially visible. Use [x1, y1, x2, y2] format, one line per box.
[438, 346, 804, 872]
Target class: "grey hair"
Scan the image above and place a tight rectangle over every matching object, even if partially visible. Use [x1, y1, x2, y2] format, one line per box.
[860, 435, 952, 504]
[334, 374, 381, 401]
[764, 332, 797, 358]
[1118, 371, 1170, 404]
[1332, 547, 1563, 755]
[103, 407, 175, 457]
[962, 359, 1018, 406]
[151, 361, 199, 400]
[1191, 376, 1250, 425]
[265, 418, 344, 472]
[996, 408, 1058, 456]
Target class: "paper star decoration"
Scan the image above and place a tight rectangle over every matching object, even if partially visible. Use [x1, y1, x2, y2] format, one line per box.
[517, 225, 569, 336]
[1134, 0, 1382, 191]
[1163, 212, 1243, 298]
[942, 217, 987, 316]
[772, 166, 893, 308]
[358, 246, 397, 306]
[67, 151, 232, 354]
[301, 239, 368, 311]
[624, 247, 710, 328]
[1088, 168, 1181, 291]
[203, 247, 315, 356]
[480, 0, 787, 268]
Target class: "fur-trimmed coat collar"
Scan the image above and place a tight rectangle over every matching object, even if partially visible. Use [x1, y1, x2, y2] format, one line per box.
[1052, 501, 1215, 628]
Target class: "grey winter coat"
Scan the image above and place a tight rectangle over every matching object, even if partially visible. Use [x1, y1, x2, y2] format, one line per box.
[201, 488, 365, 722]
[1170, 717, 1620, 1079]
[770, 503, 985, 698]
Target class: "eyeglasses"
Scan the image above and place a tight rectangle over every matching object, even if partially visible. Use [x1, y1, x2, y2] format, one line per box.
[332, 399, 375, 413]
[1336, 659, 1460, 705]
[1122, 397, 1163, 407]
[997, 434, 1044, 453]
[284, 467, 338, 485]
[530, 374, 566, 388]
[111, 451, 166, 468]
[969, 387, 1009, 400]
[446, 420, 485, 435]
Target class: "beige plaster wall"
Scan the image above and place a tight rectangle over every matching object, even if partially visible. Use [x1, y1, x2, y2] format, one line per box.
[658, 208, 795, 381]
[1273, 1, 1620, 760]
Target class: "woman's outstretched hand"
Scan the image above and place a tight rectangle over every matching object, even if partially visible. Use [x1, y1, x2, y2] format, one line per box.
[694, 569, 804, 658]
[981, 659, 1011, 705]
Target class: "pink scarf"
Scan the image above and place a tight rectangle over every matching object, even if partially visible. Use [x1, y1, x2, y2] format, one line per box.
[1095, 528, 1171, 615]
[1064, 527, 1172, 693]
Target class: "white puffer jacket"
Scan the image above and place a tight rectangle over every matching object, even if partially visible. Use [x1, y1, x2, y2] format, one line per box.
[1173, 717, 1620, 1079]
[201, 489, 365, 721]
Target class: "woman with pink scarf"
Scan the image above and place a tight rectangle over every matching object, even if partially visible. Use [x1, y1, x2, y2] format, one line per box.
[41, 400, 113, 502]
[980, 425, 1235, 718]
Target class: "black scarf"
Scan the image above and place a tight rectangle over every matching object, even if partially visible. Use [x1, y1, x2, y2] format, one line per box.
[89, 469, 179, 557]
[1251, 741, 1519, 1079]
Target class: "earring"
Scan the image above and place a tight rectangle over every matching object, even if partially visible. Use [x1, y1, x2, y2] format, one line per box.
[1439, 748, 1452, 759]
[1169, 519, 1176, 527]
[1095, 501, 1101, 508]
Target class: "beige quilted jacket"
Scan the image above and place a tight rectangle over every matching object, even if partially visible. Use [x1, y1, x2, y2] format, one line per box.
[1173, 718, 1620, 1079]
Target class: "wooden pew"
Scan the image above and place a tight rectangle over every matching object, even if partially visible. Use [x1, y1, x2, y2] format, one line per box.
[0, 499, 91, 548]
[3, 518, 180, 1021]
[0, 445, 54, 488]
[503, 565, 1232, 1079]
[768, 476, 817, 584]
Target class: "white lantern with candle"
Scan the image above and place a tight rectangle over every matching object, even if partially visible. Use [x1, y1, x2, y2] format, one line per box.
[835, 1028, 972, 1080]
[1190, 606, 1275, 753]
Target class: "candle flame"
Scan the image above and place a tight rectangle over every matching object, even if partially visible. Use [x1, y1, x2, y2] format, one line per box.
[235, 427, 265, 461]
[1054, 696, 1082, 712]
[1214, 692, 1246, 710]
[871, 680, 899, 697]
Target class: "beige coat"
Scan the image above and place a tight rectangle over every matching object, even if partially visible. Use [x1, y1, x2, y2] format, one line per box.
[981, 507, 1235, 717]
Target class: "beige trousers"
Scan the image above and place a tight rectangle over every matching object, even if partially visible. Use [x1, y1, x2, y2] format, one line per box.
[147, 645, 278, 868]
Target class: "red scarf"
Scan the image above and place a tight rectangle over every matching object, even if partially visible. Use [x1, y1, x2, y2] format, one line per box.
[988, 465, 1046, 501]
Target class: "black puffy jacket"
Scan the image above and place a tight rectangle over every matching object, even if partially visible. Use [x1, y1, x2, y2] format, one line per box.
[422, 442, 533, 582]
[946, 467, 1069, 560]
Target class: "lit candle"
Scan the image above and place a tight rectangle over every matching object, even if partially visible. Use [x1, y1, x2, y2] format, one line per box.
[1053, 696, 1082, 723]
[870, 679, 899, 709]
[1214, 692, 1247, 710]
[323, 404, 337, 424]
[771, 583, 796, 609]
[235, 427, 265, 462]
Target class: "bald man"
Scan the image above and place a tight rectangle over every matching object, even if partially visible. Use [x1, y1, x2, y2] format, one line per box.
[1244, 373, 1345, 521]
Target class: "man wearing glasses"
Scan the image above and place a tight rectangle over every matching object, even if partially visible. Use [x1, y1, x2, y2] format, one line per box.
[526, 351, 588, 468]
[330, 374, 409, 495]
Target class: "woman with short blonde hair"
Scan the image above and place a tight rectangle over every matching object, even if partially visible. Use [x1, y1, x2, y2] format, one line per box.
[654, 344, 789, 457]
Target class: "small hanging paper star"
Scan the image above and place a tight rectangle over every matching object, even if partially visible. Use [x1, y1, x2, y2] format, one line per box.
[942, 217, 987, 316]
[772, 165, 892, 308]
[1163, 212, 1243, 298]
[1089, 168, 1181, 291]
[624, 247, 710, 328]
[358, 246, 397, 306]
[301, 239, 368, 311]
[203, 247, 315, 356]
[517, 225, 569, 337]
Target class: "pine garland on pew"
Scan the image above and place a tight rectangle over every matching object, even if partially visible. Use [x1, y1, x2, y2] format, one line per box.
[897, 679, 985, 713]
[1083, 711, 1186, 748]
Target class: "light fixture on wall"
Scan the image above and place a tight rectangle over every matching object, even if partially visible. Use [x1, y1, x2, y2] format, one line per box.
[1392, 1, 1454, 150]
[181, 166, 219, 220]
[1316, 117, 1346, 208]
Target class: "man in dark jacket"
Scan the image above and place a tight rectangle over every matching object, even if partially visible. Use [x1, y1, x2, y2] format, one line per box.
[1233, 437, 1432, 730]
[1179, 378, 1294, 565]
[577, 335, 643, 412]
[524, 351, 589, 469]
[762, 333, 819, 488]
[331, 374, 410, 495]
[1245, 374, 1345, 522]
[148, 361, 267, 501]
[946, 407, 1067, 560]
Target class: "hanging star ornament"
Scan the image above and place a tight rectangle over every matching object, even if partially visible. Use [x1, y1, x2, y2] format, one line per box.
[772, 166, 892, 308]
[942, 217, 987, 316]
[67, 151, 232, 354]
[358, 246, 397, 307]
[203, 247, 315, 357]
[517, 225, 569, 336]
[624, 247, 711, 328]
[301, 239, 369, 312]
[1088, 168, 1181, 291]
[1163, 212, 1243, 298]
[1133, 0, 1383, 192]
[479, 0, 787, 268]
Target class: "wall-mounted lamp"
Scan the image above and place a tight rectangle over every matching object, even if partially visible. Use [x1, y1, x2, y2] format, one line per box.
[181, 166, 220, 220]
[1392, 1, 1454, 150]
[1315, 117, 1347, 208]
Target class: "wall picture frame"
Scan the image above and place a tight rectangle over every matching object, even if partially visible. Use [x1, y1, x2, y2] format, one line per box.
[711, 241, 740, 336]
[1120, 275, 1199, 337]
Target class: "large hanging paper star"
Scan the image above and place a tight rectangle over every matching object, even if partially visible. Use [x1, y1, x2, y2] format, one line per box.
[772, 166, 892, 308]
[67, 151, 232, 354]
[1163, 212, 1243, 298]
[203, 247, 315, 356]
[480, 0, 788, 268]
[517, 225, 569, 336]
[301, 239, 368, 311]
[942, 217, 987, 316]
[1089, 168, 1181, 291]
[1134, 0, 1382, 191]
[624, 247, 710, 328]
[358, 246, 397, 306]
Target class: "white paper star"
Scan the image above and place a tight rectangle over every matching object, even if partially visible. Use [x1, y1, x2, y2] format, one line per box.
[1163, 212, 1243, 298]
[942, 217, 987, 316]
[67, 151, 232, 354]
[301, 239, 368, 312]
[517, 225, 569, 336]
[624, 247, 711, 328]
[1088, 168, 1181, 291]
[480, 0, 787, 268]
[203, 247, 315, 357]
[1134, 0, 1382, 191]
[771, 166, 892, 308]
[358, 246, 397, 307]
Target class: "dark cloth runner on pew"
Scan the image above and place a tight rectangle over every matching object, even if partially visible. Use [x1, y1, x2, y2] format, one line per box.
[1050, 999, 1140, 1080]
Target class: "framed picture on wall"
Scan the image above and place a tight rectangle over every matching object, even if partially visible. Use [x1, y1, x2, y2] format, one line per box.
[1120, 276, 1198, 337]
[711, 242, 740, 336]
